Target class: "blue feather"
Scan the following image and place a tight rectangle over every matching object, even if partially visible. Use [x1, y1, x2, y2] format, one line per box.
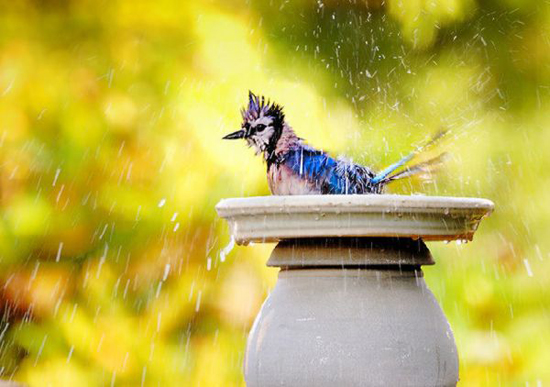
[370, 153, 414, 184]
[283, 148, 337, 181]
[281, 147, 378, 194]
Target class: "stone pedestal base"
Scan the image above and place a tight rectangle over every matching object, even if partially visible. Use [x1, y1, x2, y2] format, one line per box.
[244, 240, 458, 387]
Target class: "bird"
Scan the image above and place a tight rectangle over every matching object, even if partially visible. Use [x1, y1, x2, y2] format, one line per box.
[223, 91, 447, 195]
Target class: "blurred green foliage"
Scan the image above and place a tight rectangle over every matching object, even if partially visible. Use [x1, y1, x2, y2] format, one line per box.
[0, 0, 549, 385]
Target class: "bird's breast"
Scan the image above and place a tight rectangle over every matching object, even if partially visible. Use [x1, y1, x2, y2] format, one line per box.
[268, 164, 319, 195]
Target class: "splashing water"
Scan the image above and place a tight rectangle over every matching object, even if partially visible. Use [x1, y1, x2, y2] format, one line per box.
[219, 236, 235, 263]
[523, 259, 534, 277]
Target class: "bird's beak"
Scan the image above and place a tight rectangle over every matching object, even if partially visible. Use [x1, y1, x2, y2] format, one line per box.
[222, 129, 246, 140]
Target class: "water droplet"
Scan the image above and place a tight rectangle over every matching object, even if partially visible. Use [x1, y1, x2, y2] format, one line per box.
[523, 259, 534, 277]
[163, 264, 170, 281]
[55, 242, 64, 262]
[220, 236, 235, 262]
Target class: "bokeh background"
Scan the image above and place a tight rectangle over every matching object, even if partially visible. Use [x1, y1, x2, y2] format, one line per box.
[0, 0, 549, 385]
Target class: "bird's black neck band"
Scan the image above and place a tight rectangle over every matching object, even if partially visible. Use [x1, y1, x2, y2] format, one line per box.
[265, 124, 283, 168]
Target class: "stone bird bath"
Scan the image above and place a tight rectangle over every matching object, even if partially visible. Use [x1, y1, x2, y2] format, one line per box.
[216, 195, 493, 386]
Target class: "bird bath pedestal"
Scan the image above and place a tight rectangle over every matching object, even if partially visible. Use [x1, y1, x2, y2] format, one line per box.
[216, 195, 493, 386]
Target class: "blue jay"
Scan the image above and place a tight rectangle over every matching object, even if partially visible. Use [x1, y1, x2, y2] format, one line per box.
[223, 91, 446, 195]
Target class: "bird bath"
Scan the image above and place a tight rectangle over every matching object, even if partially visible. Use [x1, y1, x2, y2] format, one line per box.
[216, 195, 493, 386]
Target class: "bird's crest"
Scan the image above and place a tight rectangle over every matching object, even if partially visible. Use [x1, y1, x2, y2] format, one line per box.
[242, 91, 284, 123]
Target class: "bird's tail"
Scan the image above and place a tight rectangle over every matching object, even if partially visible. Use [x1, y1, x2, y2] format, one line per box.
[382, 152, 449, 182]
[370, 130, 448, 185]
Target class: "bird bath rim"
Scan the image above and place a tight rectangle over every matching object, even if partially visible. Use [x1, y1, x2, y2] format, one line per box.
[216, 194, 494, 245]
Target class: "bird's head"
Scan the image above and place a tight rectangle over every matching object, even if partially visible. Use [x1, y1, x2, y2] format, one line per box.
[223, 91, 285, 158]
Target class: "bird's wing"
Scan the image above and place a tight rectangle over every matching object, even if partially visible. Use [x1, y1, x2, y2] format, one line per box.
[325, 161, 378, 194]
[283, 147, 337, 181]
[283, 147, 383, 194]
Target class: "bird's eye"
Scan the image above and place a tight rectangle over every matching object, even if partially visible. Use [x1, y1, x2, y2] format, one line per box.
[256, 124, 266, 132]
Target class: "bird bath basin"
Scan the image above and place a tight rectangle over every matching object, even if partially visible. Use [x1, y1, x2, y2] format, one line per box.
[216, 194, 493, 244]
[216, 194, 493, 386]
